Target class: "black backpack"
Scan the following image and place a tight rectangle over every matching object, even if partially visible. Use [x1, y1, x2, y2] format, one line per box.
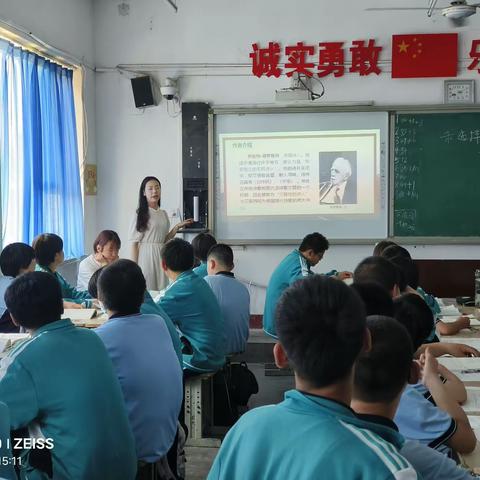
[213, 360, 259, 426]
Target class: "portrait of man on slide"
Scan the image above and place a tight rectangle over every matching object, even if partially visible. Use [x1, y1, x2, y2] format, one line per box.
[319, 152, 357, 205]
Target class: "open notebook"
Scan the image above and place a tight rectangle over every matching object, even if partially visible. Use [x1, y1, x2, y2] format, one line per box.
[61, 309, 107, 328]
[61, 309, 97, 321]
[438, 357, 480, 381]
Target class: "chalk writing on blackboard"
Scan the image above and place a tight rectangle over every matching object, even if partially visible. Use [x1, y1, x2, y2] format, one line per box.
[440, 129, 480, 144]
[398, 116, 424, 128]
[395, 209, 417, 233]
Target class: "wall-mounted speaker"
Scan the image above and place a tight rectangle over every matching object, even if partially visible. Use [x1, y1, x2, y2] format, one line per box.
[131, 76, 157, 108]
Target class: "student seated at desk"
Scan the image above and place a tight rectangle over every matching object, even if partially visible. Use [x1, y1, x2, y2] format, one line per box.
[204, 244, 250, 355]
[208, 275, 418, 480]
[393, 294, 476, 456]
[263, 232, 352, 338]
[0, 242, 36, 333]
[352, 316, 476, 480]
[192, 233, 217, 278]
[380, 245, 420, 296]
[354, 256, 479, 358]
[88, 266, 183, 366]
[95, 260, 183, 479]
[417, 287, 470, 337]
[382, 244, 469, 338]
[33, 233, 93, 308]
[157, 238, 225, 374]
[0, 272, 137, 479]
[376, 241, 471, 336]
[77, 230, 120, 291]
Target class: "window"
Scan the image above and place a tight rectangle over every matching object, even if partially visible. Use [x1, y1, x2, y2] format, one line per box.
[0, 38, 84, 258]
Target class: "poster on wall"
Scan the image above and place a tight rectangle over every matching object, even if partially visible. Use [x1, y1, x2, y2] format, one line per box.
[84, 164, 97, 195]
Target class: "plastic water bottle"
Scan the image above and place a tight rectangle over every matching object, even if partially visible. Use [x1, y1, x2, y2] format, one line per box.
[475, 269, 480, 308]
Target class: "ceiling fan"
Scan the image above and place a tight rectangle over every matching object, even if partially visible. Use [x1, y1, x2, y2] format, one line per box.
[365, 0, 480, 26]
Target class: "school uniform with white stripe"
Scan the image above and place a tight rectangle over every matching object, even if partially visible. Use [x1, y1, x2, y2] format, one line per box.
[208, 390, 419, 480]
[0, 319, 137, 479]
[158, 270, 225, 373]
[263, 250, 313, 338]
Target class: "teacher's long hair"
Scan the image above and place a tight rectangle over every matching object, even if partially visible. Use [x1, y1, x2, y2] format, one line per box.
[135, 176, 161, 233]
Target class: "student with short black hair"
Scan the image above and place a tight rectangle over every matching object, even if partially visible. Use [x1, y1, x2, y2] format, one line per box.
[89, 266, 183, 366]
[393, 294, 467, 401]
[204, 244, 250, 354]
[0, 272, 137, 479]
[352, 316, 475, 480]
[95, 260, 183, 477]
[350, 282, 394, 317]
[354, 257, 479, 359]
[393, 294, 436, 352]
[353, 256, 400, 297]
[192, 233, 217, 278]
[373, 239, 397, 257]
[263, 232, 352, 338]
[33, 233, 93, 307]
[208, 275, 418, 479]
[381, 244, 418, 293]
[393, 294, 476, 456]
[0, 242, 36, 332]
[87, 266, 104, 299]
[0, 242, 36, 278]
[77, 230, 121, 290]
[158, 238, 225, 374]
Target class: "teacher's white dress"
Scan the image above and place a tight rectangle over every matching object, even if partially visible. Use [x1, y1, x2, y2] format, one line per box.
[129, 208, 170, 290]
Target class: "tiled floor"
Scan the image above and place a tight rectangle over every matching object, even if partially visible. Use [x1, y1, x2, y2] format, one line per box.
[185, 446, 219, 480]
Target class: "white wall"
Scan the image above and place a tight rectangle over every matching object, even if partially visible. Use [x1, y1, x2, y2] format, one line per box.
[86, 1, 479, 311]
[0, 0, 97, 250]
[2, 1, 480, 311]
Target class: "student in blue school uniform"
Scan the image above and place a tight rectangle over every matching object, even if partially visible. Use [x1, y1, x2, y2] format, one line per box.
[353, 256, 479, 358]
[204, 244, 250, 354]
[88, 266, 183, 366]
[352, 316, 476, 480]
[263, 232, 352, 338]
[192, 233, 217, 278]
[208, 275, 419, 480]
[0, 272, 137, 479]
[95, 260, 183, 478]
[0, 242, 36, 332]
[33, 233, 93, 307]
[392, 293, 476, 456]
[158, 238, 225, 374]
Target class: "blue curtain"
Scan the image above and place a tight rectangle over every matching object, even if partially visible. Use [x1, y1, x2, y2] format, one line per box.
[0, 39, 84, 258]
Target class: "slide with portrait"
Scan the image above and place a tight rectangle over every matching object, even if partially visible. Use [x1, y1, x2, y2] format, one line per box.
[219, 130, 380, 217]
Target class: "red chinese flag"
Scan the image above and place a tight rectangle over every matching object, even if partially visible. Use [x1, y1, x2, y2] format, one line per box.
[391, 33, 458, 78]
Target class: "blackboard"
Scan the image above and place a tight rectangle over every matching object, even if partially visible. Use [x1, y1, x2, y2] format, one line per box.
[394, 112, 480, 237]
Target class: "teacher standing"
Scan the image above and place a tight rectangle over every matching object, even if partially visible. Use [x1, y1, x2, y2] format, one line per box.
[130, 176, 192, 290]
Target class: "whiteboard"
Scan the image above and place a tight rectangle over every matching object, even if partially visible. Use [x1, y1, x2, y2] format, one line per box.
[213, 110, 389, 242]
